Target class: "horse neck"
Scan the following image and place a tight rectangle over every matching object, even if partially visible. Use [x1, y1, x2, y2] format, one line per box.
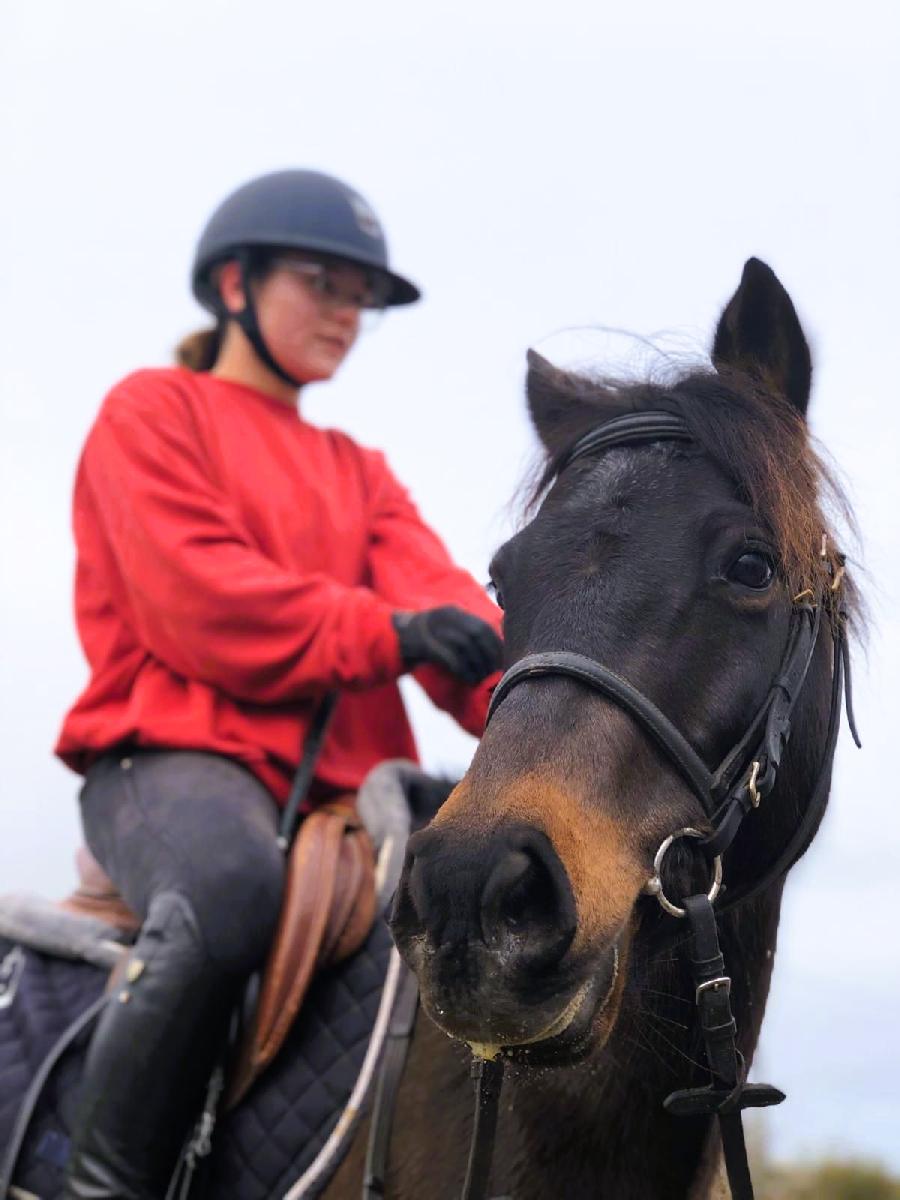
[501, 883, 785, 1200]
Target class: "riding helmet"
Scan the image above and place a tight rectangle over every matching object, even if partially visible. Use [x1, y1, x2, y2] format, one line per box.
[191, 169, 420, 311]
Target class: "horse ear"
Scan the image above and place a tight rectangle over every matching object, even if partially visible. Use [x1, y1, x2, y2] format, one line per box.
[526, 349, 602, 452]
[712, 258, 812, 415]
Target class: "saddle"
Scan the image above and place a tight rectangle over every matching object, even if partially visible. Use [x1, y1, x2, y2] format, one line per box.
[1, 762, 452, 1200]
[5, 796, 376, 1108]
[227, 794, 376, 1106]
[58, 846, 142, 937]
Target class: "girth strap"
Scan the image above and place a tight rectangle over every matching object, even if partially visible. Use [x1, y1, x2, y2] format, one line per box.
[362, 964, 420, 1199]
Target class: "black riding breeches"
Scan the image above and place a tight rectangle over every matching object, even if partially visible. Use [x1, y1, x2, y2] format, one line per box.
[63, 750, 286, 1197]
[80, 748, 285, 975]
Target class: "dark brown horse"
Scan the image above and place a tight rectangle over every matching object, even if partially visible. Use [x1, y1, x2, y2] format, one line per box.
[328, 259, 859, 1199]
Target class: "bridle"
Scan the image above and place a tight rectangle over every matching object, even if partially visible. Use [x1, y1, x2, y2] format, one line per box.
[457, 410, 861, 1200]
[488, 410, 857, 875]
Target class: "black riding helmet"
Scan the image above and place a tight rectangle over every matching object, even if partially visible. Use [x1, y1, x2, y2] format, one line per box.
[191, 169, 420, 386]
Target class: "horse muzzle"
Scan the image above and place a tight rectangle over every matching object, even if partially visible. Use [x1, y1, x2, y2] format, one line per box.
[390, 820, 623, 1057]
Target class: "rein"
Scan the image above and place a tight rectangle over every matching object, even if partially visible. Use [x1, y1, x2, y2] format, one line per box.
[454, 410, 860, 1200]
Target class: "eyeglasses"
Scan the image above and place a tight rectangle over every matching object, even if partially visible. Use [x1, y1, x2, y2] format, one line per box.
[272, 257, 390, 312]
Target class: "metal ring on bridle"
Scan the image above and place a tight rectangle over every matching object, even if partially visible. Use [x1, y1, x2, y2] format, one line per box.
[643, 827, 723, 918]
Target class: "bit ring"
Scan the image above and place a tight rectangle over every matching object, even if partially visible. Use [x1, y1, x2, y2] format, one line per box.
[643, 827, 723, 918]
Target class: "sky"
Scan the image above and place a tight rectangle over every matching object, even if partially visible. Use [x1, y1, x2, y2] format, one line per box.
[2, 0, 898, 1173]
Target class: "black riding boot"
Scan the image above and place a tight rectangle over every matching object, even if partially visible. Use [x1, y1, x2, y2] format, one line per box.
[63, 891, 235, 1200]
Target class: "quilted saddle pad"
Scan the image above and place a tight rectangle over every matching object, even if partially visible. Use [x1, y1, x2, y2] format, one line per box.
[1, 917, 394, 1200]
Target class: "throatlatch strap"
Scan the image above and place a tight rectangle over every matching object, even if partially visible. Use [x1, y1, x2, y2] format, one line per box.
[663, 895, 784, 1200]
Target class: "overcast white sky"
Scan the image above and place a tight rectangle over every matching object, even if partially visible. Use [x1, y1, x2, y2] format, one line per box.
[2, 0, 898, 1173]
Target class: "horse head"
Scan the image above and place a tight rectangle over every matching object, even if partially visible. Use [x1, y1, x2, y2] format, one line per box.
[391, 259, 854, 1071]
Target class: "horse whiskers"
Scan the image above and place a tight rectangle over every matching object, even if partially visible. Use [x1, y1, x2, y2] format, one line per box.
[634, 986, 693, 1007]
[618, 1030, 684, 1078]
[635, 1007, 691, 1032]
[632, 1015, 706, 1074]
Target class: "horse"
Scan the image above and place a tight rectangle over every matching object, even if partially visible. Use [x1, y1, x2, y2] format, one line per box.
[326, 258, 860, 1199]
[3, 259, 858, 1200]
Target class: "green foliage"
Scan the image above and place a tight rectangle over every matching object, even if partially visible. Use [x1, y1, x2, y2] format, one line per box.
[759, 1159, 900, 1200]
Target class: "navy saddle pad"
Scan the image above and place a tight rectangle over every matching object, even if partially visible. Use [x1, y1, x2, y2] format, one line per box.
[1, 917, 394, 1200]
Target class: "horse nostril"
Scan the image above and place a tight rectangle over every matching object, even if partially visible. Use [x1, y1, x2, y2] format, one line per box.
[481, 851, 545, 935]
[479, 835, 576, 972]
[389, 841, 428, 942]
[390, 824, 577, 977]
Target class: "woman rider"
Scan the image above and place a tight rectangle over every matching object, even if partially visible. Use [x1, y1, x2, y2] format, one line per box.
[54, 169, 503, 1199]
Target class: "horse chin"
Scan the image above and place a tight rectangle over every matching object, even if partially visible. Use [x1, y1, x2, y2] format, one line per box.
[498, 939, 627, 1068]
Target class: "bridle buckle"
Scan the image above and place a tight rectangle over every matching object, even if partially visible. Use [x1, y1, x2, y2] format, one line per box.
[696, 975, 731, 1004]
[747, 760, 762, 809]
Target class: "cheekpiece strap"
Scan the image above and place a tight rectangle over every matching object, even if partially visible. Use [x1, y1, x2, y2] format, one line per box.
[839, 619, 862, 749]
[702, 600, 822, 861]
[663, 894, 784, 1200]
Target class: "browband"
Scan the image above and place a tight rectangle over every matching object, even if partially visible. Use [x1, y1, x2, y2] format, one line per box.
[559, 411, 693, 473]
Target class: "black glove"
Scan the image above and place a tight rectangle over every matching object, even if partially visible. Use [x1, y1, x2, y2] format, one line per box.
[392, 607, 503, 685]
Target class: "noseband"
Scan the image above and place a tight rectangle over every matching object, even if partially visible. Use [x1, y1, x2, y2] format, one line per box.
[461, 410, 861, 1200]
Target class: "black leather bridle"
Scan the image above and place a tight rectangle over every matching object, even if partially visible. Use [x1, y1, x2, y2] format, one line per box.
[457, 409, 861, 1200]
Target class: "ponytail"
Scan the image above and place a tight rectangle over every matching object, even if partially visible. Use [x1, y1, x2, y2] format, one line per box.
[177, 252, 279, 372]
[174, 324, 223, 372]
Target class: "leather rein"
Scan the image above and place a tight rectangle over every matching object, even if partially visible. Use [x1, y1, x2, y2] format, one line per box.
[454, 409, 861, 1200]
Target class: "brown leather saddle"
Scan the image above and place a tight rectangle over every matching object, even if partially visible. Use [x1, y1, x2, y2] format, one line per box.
[228, 795, 375, 1106]
[62, 795, 376, 1109]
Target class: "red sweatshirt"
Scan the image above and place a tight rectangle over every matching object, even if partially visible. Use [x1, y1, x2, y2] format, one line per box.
[56, 368, 502, 803]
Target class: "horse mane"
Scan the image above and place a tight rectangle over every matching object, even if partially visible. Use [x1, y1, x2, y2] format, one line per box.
[525, 363, 861, 620]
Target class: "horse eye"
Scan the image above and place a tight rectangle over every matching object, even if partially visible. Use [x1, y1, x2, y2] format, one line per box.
[727, 551, 775, 589]
[487, 578, 505, 610]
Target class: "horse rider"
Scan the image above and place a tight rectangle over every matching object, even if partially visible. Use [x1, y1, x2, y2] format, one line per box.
[54, 169, 503, 1199]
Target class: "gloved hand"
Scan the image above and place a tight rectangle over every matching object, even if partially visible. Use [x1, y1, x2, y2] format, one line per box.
[392, 607, 503, 685]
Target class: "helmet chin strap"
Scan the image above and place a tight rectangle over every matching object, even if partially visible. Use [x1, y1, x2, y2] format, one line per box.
[230, 250, 305, 390]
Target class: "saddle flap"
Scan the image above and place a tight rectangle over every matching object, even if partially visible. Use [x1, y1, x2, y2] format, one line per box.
[226, 795, 375, 1108]
[320, 813, 376, 965]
